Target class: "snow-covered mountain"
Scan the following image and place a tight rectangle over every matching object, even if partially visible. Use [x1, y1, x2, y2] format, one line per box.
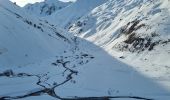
[69, 0, 170, 81]
[24, 0, 72, 16]
[0, 0, 73, 67]
[47, 0, 107, 29]
[1, 0, 170, 100]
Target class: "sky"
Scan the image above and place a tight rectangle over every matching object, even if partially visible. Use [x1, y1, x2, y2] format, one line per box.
[10, 0, 75, 7]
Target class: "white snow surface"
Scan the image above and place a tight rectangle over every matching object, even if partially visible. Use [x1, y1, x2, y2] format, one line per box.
[24, 0, 72, 17]
[69, 0, 170, 88]
[47, 0, 107, 28]
[0, 0, 73, 67]
[0, 0, 170, 100]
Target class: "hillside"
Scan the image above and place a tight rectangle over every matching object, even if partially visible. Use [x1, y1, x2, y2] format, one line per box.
[0, 0, 73, 67]
[69, 0, 170, 91]
[47, 0, 107, 29]
[0, 0, 170, 100]
[24, 0, 72, 16]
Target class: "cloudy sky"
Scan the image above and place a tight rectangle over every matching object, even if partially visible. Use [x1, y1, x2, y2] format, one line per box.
[10, 0, 75, 7]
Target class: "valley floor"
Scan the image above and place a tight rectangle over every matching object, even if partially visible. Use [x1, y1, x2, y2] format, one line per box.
[0, 39, 170, 100]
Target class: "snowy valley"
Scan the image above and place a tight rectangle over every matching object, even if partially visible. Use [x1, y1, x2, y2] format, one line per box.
[0, 0, 170, 100]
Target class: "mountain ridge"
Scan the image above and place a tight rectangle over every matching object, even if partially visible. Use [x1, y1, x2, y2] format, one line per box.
[24, 0, 72, 16]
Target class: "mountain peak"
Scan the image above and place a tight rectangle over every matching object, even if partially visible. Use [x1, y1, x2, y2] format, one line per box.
[24, 0, 72, 16]
[47, 0, 107, 28]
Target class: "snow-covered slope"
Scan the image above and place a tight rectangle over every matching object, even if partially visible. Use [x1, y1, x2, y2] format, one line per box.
[69, 0, 170, 71]
[47, 0, 107, 29]
[1, 0, 170, 100]
[0, 0, 73, 67]
[24, 0, 72, 16]
[69, 0, 170, 97]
